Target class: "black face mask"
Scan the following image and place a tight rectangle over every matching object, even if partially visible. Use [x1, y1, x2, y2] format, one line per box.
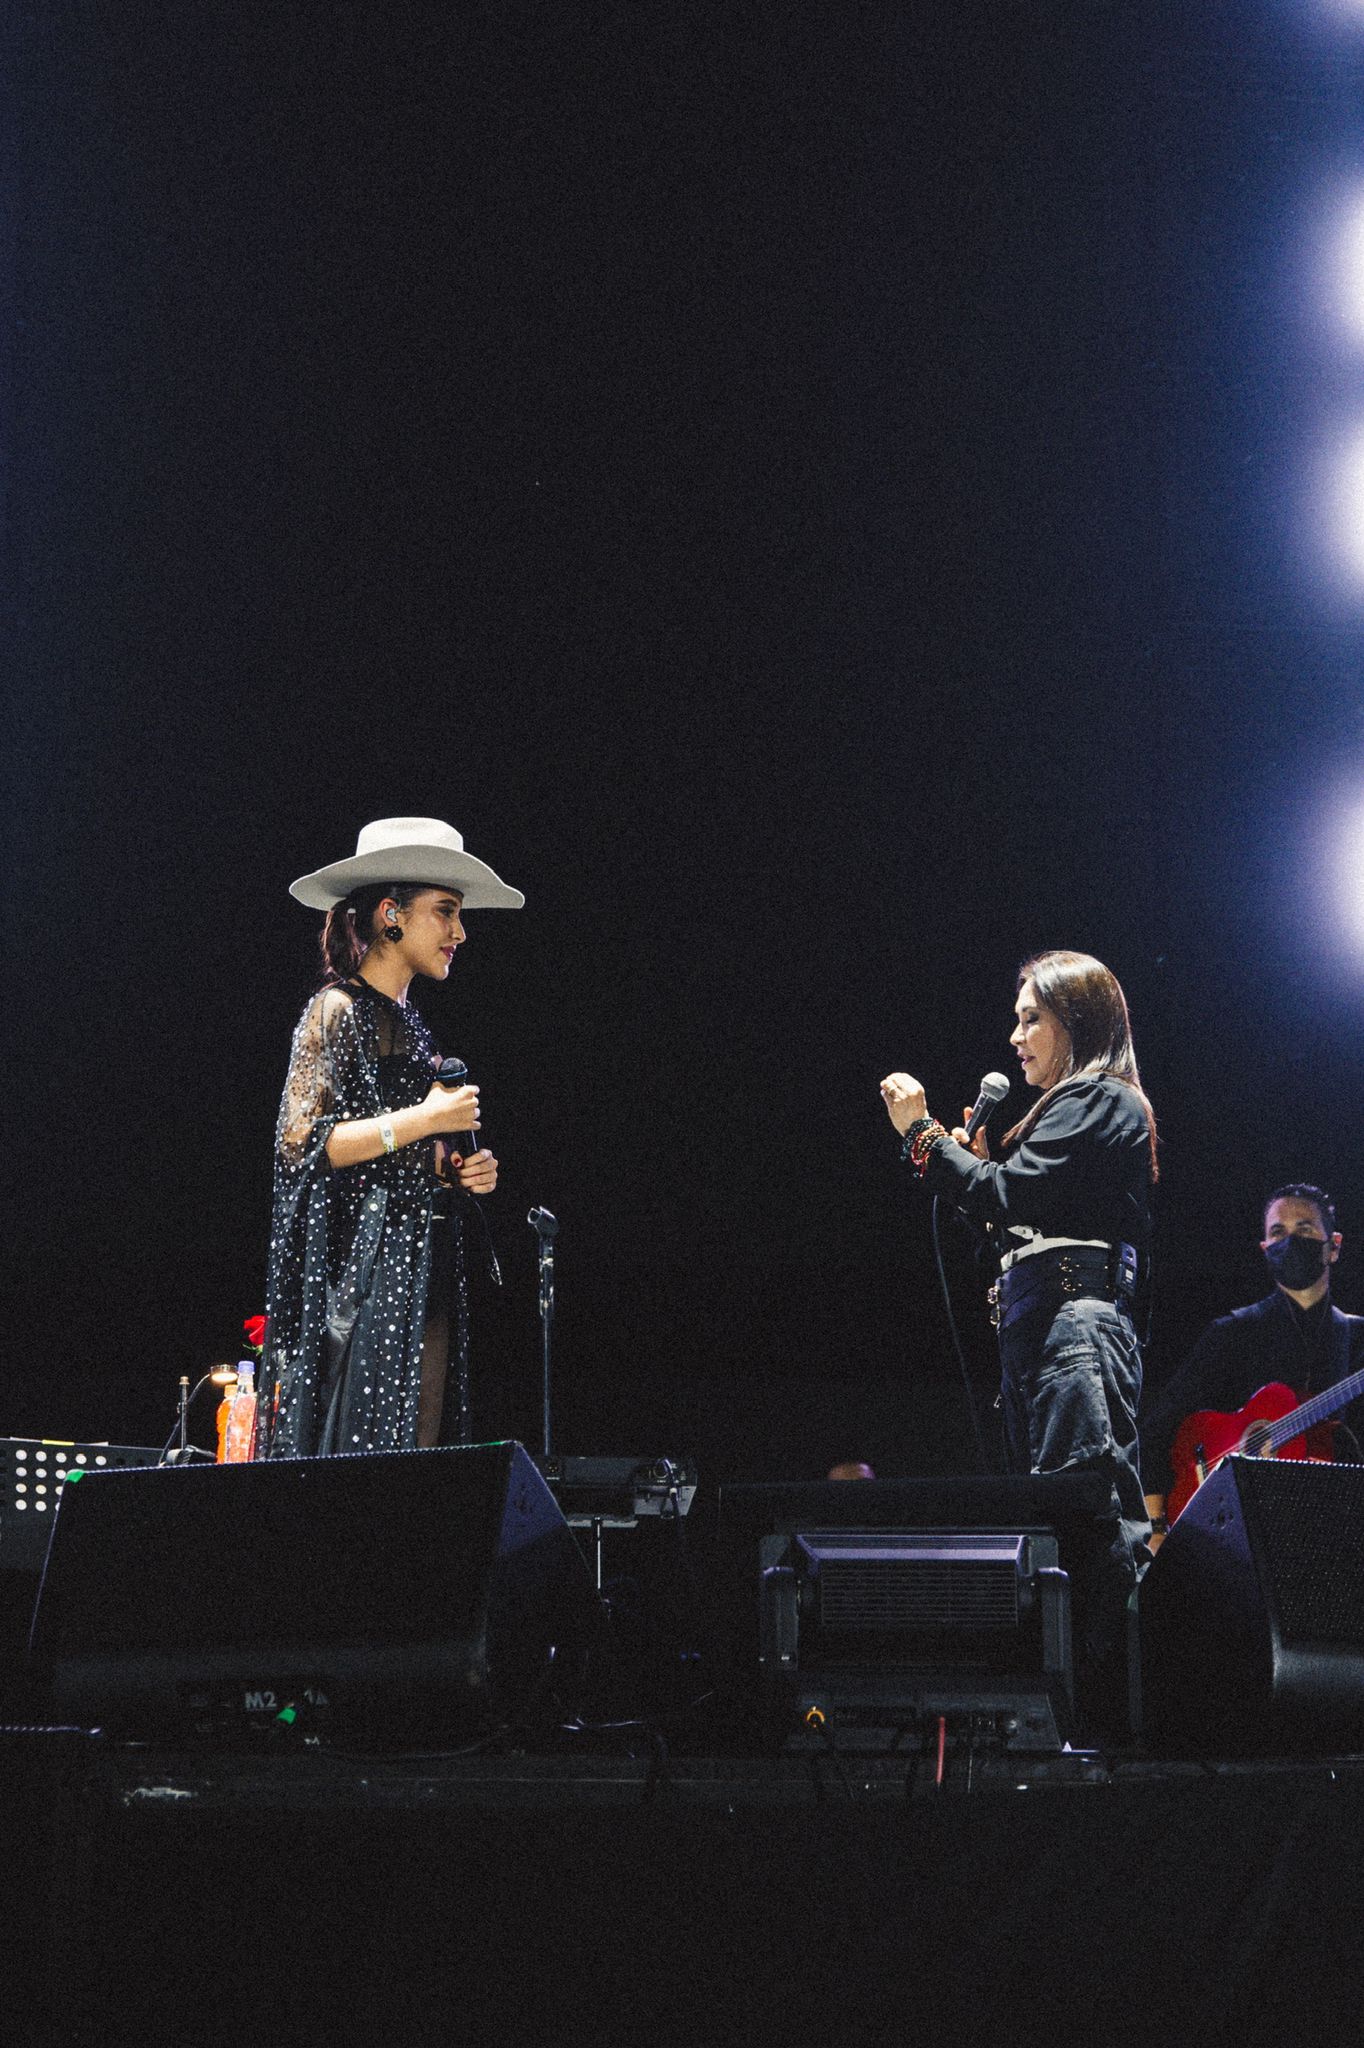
[1264, 1233, 1330, 1293]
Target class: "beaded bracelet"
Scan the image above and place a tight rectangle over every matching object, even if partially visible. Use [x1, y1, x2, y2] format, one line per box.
[910, 1126, 946, 1175]
[902, 1118, 948, 1177]
[899, 1117, 936, 1155]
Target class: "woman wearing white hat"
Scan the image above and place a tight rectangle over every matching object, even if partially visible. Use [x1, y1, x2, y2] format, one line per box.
[260, 818, 524, 1458]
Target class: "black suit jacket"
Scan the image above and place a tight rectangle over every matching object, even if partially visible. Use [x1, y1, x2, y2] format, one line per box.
[1141, 1290, 1364, 1491]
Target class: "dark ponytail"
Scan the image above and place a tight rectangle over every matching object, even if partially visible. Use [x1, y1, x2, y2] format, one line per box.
[320, 882, 423, 985]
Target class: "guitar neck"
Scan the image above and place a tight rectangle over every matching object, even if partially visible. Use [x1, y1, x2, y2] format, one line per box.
[1265, 1363, 1364, 1451]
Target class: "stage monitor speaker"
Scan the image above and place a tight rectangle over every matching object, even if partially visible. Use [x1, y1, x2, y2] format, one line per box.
[1141, 1455, 1364, 1753]
[29, 1440, 600, 1745]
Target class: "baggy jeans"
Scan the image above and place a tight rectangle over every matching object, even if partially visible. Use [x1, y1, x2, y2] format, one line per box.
[997, 1294, 1152, 1671]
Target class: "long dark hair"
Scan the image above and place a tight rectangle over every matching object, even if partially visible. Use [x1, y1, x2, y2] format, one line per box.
[1002, 949, 1158, 1179]
[320, 882, 425, 985]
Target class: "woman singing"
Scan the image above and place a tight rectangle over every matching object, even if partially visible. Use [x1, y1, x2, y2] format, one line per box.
[260, 816, 523, 1458]
[880, 950, 1156, 1679]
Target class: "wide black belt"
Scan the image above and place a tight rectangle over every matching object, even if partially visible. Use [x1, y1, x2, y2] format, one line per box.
[989, 1243, 1137, 1333]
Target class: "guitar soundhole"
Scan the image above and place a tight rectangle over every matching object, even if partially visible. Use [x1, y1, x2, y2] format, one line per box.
[1240, 1424, 1274, 1459]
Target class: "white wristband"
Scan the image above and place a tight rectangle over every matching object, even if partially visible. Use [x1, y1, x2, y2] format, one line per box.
[378, 1117, 397, 1155]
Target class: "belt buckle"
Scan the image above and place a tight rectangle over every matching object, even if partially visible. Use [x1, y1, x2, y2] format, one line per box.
[988, 1281, 1001, 1330]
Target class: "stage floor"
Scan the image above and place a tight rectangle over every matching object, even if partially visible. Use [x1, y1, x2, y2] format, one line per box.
[29, 1731, 1361, 1802]
[5, 1729, 1364, 2046]
[5, 1445, 1362, 2043]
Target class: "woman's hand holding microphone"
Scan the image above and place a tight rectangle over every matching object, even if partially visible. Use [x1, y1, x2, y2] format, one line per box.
[950, 1111, 989, 1159]
[421, 1077, 481, 1140]
[423, 1076, 499, 1195]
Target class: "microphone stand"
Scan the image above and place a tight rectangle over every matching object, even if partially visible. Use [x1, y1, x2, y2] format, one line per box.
[528, 1207, 558, 1460]
[157, 1370, 226, 1465]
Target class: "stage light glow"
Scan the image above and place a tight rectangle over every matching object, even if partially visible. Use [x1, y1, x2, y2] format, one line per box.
[1337, 191, 1364, 342]
[1329, 421, 1364, 583]
[1288, 3, 1364, 57]
[1287, 180, 1364, 353]
[1299, 417, 1364, 603]
[1303, 769, 1364, 974]
[1336, 799, 1364, 953]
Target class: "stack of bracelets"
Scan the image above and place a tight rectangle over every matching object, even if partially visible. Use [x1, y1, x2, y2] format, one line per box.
[901, 1115, 949, 1177]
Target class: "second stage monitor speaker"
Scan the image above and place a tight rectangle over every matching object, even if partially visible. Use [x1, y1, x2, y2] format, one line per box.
[30, 1439, 600, 1746]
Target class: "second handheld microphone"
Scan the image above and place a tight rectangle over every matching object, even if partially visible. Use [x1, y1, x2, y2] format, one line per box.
[963, 1070, 1011, 1143]
[435, 1056, 480, 1158]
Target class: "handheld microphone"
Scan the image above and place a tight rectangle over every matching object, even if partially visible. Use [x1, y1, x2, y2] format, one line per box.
[435, 1055, 502, 1287]
[963, 1071, 1011, 1143]
[435, 1056, 478, 1158]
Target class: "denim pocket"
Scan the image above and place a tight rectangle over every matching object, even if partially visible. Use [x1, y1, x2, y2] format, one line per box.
[1019, 1312, 1116, 1473]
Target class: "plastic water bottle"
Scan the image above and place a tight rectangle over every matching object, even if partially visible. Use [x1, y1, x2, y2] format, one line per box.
[222, 1362, 258, 1464]
[215, 1379, 233, 1462]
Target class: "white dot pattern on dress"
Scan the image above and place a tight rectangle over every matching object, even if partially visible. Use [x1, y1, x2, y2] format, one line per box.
[260, 981, 470, 1458]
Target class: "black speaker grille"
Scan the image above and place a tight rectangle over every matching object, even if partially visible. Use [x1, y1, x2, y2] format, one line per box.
[1237, 1460, 1364, 1645]
[819, 1559, 1020, 1632]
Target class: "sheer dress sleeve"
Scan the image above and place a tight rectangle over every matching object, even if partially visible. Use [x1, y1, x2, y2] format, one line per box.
[275, 987, 377, 1172]
[263, 990, 381, 1443]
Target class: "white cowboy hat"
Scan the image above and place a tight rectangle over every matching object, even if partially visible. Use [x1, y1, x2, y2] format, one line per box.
[289, 817, 525, 911]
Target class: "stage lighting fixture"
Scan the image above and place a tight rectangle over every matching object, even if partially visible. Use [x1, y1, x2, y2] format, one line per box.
[724, 1476, 1111, 1754]
[759, 1526, 1075, 1753]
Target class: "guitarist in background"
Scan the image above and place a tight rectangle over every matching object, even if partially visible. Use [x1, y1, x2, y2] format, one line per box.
[1142, 1183, 1364, 1538]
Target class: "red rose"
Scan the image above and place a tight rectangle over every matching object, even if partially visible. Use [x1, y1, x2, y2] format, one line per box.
[242, 1314, 267, 1352]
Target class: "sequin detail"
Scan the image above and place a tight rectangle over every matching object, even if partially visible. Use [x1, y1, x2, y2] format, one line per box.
[260, 981, 469, 1457]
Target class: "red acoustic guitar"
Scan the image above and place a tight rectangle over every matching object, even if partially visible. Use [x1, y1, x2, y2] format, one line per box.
[1167, 1374, 1363, 1525]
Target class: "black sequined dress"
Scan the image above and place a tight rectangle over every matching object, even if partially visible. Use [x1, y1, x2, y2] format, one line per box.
[260, 979, 470, 1457]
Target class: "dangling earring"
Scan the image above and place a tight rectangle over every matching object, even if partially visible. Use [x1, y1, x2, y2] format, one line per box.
[384, 920, 404, 943]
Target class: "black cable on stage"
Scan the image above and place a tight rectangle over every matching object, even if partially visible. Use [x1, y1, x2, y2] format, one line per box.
[930, 1194, 994, 1475]
[921, 1073, 1009, 1476]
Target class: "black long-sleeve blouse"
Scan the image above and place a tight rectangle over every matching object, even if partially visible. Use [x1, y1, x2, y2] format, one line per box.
[920, 1075, 1153, 1255]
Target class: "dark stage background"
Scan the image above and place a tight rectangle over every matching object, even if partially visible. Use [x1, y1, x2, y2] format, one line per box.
[5, 3, 1364, 1486]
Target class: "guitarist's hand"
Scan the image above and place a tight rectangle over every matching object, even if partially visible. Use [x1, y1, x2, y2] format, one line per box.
[951, 1107, 990, 1160]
